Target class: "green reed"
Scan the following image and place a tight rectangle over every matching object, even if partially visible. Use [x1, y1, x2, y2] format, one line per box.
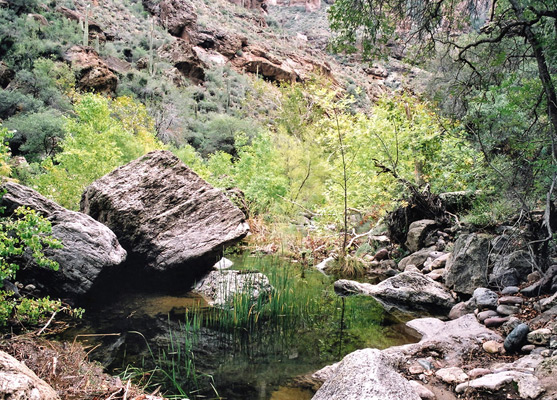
[199, 256, 325, 335]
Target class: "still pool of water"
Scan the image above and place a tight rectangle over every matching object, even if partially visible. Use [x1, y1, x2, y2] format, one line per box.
[62, 254, 419, 399]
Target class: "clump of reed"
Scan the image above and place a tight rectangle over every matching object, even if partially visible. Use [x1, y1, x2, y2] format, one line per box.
[124, 313, 205, 399]
[200, 256, 323, 335]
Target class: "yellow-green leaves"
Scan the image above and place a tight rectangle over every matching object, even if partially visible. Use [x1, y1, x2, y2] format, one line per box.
[32, 94, 163, 209]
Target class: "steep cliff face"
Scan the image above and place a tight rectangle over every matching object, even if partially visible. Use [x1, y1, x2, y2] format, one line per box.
[64, 0, 424, 106]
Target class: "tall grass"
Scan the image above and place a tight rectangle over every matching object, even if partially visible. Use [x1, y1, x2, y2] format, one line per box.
[121, 255, 404, 398]
[124, 313, 204, 399]
[200, 256, 324, 335]
[157, 314, 201, 396]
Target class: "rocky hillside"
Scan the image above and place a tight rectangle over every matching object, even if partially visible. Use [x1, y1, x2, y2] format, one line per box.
[51, 0, 419, 102]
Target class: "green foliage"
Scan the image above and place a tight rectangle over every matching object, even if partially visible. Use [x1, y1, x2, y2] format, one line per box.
[0, 206, 62, 281]
[32, 94, 163, 209]
[173, 79, 485, 229]
[0, 58, 74, 161]
[461, 196, 517, 228]
[4, 110, 65, 162]
[0, 128, 13, 178]
[5, 0, 39, 14]
[0, 203, 67, 327]
[0, 8, 81, 70]
[0, 90, 42, 120]
[328, 0, 557, 235]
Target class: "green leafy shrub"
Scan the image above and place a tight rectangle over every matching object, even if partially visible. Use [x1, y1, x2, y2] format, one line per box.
[0, 204, 67, 327]
[32, 94, 163, 209]
[4, 110, 65, 162]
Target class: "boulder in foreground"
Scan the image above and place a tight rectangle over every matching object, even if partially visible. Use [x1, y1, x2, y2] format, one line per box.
[0, 181, 127, 301]
[0, 350, 60, 400]
[81, 150, 249, 287]
[312, 348, 420, 400]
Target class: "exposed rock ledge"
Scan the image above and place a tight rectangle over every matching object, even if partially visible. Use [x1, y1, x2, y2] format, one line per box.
[312, 315, 502, 399]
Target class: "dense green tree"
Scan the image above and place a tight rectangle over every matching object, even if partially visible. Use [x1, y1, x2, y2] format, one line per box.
[329, 0, 557, 246]
[32, 94, 163, 209]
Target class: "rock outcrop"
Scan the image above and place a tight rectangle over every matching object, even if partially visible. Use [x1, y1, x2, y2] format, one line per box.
[312, 315, 502, 398]
[275, 0, 322, 12]
[489, 250, 534, 289]
[0, 351, 60, 400]
[0, 61, 14, 89]
[334, 272, 455, 317]
[0, 181, 127, 301]
[63, 46, 118, 93]
[312, 348, 421, 400]
[445, 233, 491, 295]
[158, 39, 207, 82]
[147, 0, 197, 39]
[228, 0, 269, 13]
[141, 0, 332, 84]
[57, 6, 106, 43]
[81, 150, 249, 288]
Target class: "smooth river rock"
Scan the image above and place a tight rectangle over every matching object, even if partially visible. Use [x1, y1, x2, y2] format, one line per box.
[473, 287, 498, 310]
[334, 272, 455, 317]
[504, 323, 530, 353]
[312, 348, 421, 400]
[81, 150, 249, 287]
[0, 181, 126, 301]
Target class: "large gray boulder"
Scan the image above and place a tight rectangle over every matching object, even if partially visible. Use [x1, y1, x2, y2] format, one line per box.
[0, 182, 127, 300]
[489, 250, 534, 289]
[334, 272, 455, 317]
[81, 150, 249, 287]
[312, 348, 420, 400]
[0, 351, 60, 400]
[405, 219, 437, 253]
[445, 233, 491, 295]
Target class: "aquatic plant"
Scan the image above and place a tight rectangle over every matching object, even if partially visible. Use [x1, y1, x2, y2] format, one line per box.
[125, 313, 204, 399]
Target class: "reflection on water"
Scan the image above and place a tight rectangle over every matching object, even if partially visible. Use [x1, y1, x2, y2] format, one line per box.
[269, 387, 314, 400]
[62, 254, 419, 400]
